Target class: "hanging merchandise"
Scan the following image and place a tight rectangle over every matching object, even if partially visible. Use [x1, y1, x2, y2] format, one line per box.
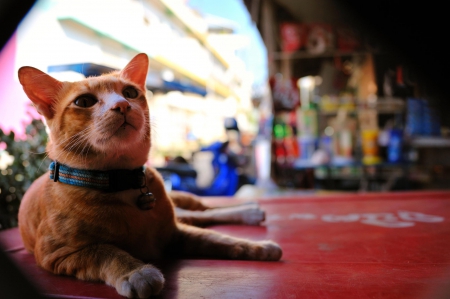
[280, 22, 308, 53]
[306, 23, 334, 55]
[273, 118, 287, 165]
[285, 111, 300, 161]
[284, 125, 300, 163]
[270, 74, 300, 111]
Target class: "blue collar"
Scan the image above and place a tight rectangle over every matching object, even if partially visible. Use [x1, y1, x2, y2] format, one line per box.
[49, 161, 146, 192]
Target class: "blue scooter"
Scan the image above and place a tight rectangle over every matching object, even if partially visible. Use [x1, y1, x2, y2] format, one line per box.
[157, 139, 254, 196]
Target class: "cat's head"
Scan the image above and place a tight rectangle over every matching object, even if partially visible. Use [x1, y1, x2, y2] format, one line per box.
[18, 53, 151, 170]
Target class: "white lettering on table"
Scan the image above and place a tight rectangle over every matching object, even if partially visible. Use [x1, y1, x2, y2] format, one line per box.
[322, 213, 360, 223]
[359, 213, 415, 228]
[397, 211, 444, 223]
[266, 211, 445, 228]
[289, 213, 317, 220]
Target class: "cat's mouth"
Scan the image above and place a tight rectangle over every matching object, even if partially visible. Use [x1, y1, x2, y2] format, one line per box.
[120, 122, 131, 129]
[115, 120, 137, 133]
[96, 117, 142, 146]
[100, 120, 137, 142]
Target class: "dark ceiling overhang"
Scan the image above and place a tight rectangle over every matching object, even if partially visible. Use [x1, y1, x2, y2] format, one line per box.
[243, 0, 450, 121]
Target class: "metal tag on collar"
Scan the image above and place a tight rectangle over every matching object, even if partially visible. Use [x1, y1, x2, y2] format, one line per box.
[136, 183, 156, 210]
[136, 192, 156, 210]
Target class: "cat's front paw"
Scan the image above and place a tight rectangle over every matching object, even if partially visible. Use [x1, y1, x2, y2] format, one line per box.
[231, 240, 283, 261]
[116, 265, 165, 298]
[251, 240, 283, 261]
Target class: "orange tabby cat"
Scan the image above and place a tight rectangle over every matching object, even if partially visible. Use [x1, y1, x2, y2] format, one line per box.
[17, 53, 282, 298]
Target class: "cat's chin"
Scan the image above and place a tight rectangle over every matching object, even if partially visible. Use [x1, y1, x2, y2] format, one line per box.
[113, 122, 137, 139]
[90, 136, 150, 169]
[106, 121, 140, 141]
[91, 120, 151, 169]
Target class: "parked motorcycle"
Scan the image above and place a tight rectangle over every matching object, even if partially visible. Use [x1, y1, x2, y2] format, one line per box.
[157, 118, 255, 196]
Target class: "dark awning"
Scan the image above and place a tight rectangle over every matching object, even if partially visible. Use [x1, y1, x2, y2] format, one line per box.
[47, 63, 207, 96]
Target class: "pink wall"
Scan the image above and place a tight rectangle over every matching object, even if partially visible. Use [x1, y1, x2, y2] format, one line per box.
[0, 33, 39, 140]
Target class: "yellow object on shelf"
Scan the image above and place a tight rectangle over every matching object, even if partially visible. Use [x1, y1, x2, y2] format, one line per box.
[362, 155, 382, 165]
[361, 129, 381, 165]
[361, 129, 379, 157]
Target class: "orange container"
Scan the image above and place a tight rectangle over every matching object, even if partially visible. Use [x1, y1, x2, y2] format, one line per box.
[361, 129, 379, 157]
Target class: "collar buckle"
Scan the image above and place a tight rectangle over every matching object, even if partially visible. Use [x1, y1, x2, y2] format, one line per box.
[53, 161, 60, 182]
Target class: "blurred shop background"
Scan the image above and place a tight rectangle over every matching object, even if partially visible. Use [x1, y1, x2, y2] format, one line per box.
[1, 0, 450, 228]
[243, 0, 450, 193]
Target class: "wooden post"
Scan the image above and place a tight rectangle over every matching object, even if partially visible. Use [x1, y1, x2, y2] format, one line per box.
[261, 0, 277, 77]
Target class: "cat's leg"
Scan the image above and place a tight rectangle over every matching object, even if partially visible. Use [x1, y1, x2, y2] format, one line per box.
[169, 223, 282, 261]
[169, 190, 209, 211]
[169, 190, 266, 226]
[175, 203, 265, 226]
[37, 243, 164, 298]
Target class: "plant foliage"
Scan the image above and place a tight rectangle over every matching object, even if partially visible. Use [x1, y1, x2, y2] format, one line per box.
[0, 119, 49, 230]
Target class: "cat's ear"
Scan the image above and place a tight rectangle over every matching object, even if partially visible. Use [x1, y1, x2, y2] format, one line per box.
[18, 67, 63, 119]
[120, 53, 149, 91]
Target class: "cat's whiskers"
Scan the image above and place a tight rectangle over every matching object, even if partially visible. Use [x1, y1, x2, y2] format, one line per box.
[35, 126, 92, 171]
[38, 153, 50, 173]
[77, 130, 96, 166]
[83, 142, 95, 166]
[143, 113, 151, 142]
[52, 127, 93, 165]
[51, 126, 92, 150]
[59, 130, 91, 156]
[149, 117, 158, 137]
[54, 139, 86, 165]
[64, 131, 92, 163]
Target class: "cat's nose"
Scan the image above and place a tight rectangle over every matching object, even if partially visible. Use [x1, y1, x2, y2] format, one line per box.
[111, 99, 131, 114]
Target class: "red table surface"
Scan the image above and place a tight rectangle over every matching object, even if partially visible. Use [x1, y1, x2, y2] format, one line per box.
[2, 191, 450, 299]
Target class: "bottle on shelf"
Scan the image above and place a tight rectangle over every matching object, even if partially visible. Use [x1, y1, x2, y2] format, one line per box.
[273, 121, 287, 165]
[296, 76, 319, 161]
[387, 114, 404, 163]
[284, 124, 299, 164]
[393, 65, 414, 99]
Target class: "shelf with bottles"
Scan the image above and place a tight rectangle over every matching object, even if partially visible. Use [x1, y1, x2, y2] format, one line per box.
[410, 137, 450, 148]
[272, 96, 411, 164]
[318, 96, 405, 116]
[269, 71, 422, 188]
[300, 155, 413, 192]
[314, 162, 408, 178]
[268, 18, 446, 189]
[293, 156, 411, 170]
[293, 100, 411, 168]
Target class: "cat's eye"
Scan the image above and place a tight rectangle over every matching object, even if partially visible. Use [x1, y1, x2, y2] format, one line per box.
[123, 86, 138, 99]
[74, 96, 98, 108]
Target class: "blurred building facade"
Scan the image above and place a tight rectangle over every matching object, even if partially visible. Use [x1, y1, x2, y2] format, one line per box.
[12, 0, 257, 165]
